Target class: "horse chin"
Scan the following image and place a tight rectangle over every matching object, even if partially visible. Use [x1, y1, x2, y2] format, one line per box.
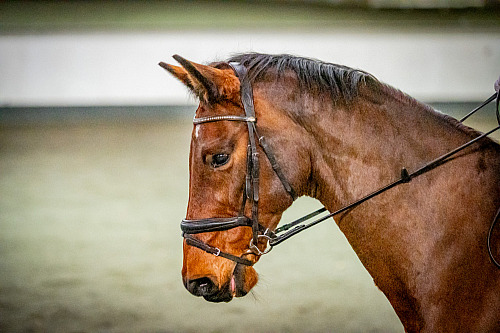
[202, 286, 234, 303]
[232, 263, 257, 297]
[203, 264, 258, 303]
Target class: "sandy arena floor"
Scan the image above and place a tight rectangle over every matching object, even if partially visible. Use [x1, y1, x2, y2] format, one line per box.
[1, 103, 498, 332]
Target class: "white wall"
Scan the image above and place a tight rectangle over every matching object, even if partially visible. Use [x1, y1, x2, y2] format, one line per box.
[1, 30, 499, 106]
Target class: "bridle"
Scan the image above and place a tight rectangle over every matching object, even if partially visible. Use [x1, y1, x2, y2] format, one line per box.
[181, 63, 500, 268]
[181, 62, 296, 266]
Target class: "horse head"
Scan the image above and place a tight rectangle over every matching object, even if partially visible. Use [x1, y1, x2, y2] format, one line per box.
[159, 55, 309, 302]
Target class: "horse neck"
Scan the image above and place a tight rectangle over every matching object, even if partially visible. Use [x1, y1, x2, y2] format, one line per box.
[304, 86, 476, 207]
[298, 85, 500, 330]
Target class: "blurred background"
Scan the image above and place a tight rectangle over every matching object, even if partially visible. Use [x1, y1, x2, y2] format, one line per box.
[1, 1, 499, 332]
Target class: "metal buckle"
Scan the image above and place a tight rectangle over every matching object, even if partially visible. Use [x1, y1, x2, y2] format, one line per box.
[247, 229, 273, 256]
[214, 248, 221, 256]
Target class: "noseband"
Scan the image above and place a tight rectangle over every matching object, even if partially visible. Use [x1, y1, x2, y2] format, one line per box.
[181, 65, 500, 269]
[181, 63, 297, 266]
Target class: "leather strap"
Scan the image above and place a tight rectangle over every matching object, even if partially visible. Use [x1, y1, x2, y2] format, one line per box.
[184, 234, 254, 266]
[258, 135, 297, 200]
[230, 62, 261, 244]
[181, 216, 268, 234]
[181, 216, 253, 234]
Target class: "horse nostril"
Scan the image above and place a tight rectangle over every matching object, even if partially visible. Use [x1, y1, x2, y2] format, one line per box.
[187, 277, 217, 297]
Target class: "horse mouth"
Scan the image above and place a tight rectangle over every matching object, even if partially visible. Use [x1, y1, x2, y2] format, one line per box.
[202, 264, 249, 303]
[203, 284, 248, 303]
[202, 286, 234, 303]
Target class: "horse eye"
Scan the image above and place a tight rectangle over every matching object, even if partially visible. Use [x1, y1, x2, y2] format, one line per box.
[211, 153, 230, 168]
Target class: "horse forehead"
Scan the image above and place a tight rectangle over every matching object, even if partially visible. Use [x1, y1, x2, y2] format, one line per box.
[192, 121, 228, 140]
[190, 121, 246, 152]
[195, 100, 243, 117]
[193, 100, 245, 140]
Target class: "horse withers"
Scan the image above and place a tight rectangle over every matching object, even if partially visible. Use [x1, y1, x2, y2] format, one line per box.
[160, 53, 500, 332]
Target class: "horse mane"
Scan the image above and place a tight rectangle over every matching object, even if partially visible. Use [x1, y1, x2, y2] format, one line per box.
[224, 53, 377, 102]
[220, 53, 489, 139]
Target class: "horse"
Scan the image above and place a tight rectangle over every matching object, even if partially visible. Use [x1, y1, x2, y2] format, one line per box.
[159, 53, 500, 332]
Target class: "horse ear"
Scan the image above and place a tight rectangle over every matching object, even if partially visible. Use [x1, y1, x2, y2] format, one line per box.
[159, 55, 239, 104]
[158, 62, 196, 92]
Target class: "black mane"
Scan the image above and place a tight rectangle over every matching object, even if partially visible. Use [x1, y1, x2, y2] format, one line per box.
[226, 53, 377, 101]
[222, 53, 487, 140]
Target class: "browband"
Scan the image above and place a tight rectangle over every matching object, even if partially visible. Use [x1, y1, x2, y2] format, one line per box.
[193, 115, 256, 125]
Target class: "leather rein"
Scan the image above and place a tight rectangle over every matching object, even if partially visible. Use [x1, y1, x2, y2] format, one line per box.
[181, 63, 500, 269]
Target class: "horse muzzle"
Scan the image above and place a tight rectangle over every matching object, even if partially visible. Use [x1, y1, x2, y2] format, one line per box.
[183, 264, 256, 302]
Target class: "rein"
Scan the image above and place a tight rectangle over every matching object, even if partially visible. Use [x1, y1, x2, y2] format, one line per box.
[181, 65, 500, 269]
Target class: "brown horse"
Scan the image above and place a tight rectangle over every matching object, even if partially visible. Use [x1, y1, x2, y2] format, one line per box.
[160, 53, 500, 332]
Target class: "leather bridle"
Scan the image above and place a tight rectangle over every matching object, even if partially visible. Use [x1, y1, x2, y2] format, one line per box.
[181, 63, 297, 266]
[181, 64, 500, 269]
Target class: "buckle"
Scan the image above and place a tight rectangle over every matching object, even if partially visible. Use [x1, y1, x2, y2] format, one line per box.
[247, 229, 274, 256]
